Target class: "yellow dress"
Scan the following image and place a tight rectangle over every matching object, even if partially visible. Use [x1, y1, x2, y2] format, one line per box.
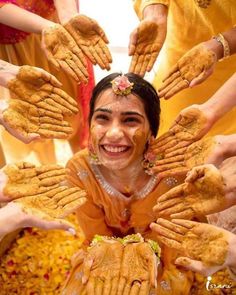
[63, 149, 194, 295]
[133, 0, 236, 137]
[0, 0, 94, 166]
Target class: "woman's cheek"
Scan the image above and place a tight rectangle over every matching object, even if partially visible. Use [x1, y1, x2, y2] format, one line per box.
[90, 124, 105, 148]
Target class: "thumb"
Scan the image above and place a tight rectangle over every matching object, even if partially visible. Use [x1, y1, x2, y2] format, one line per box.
[128, 28, 138, 55]
[175, 257, 220, 276]
[82, 256, 93, 284]
[189, 68, 213, 88]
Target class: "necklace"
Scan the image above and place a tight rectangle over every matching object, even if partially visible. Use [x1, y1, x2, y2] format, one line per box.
[194, 0, 211, 8]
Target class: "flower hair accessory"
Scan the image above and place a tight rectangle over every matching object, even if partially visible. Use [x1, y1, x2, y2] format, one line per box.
[111, 75, 134, 95]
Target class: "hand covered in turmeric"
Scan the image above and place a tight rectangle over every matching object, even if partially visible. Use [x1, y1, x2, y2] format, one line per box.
[150, 219, 236, 276]
[158, 44, 217, 99]
[81, 238, 124, 294]
[41, 24, 88, 83]
[150, 136, 227, 178]
[153, 164, 227, 219]
[64, 14, 112, 70]
[129, 20, 166, 76]
[8, 65, 79, 116]
[117, 239, 158, 294]
[0, 99, 73, 143]
[0, 161, 87, 220]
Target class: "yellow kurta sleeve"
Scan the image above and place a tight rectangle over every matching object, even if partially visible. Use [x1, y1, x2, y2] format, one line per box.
[133, 0, 169, 19]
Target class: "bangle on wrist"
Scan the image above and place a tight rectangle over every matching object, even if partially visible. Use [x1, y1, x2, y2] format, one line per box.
[212, 33, 230, 61]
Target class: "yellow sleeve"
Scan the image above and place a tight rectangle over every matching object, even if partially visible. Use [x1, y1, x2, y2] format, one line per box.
[133, 0, 169, 19]
[76, 200, 113, 244]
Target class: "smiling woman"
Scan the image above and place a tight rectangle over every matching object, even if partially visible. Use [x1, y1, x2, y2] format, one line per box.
[61, 73, 195, 294]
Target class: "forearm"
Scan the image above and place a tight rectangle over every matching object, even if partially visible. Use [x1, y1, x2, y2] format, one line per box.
[0, 60, 18, 88]
[53, 0, 78, 24]
[199, 73, 236, 124]
[0, 3, 55, 33]
[0, 203, 25, 241]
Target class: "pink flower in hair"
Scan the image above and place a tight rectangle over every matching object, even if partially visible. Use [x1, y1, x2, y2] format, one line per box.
[111, 75, 134, 95]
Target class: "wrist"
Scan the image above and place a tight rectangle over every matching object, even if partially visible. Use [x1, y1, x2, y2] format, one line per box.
[203, 39, 224, 61]
[0, 61, 19, 88]
[37, 18, 56, 33]
[143, 4, 168, 23]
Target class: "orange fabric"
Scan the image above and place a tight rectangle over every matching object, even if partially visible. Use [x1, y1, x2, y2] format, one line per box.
[65, 149, 194, 294]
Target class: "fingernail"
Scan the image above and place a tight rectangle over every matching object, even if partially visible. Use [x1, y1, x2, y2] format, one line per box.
[67, 228, 76, 235]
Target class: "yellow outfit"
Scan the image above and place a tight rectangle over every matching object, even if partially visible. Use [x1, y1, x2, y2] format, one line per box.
[63, 149, 194, 294]
[134, 0, 236, 136]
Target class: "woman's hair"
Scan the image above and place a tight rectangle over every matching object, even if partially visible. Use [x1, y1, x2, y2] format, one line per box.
[89, 72, 161, 137]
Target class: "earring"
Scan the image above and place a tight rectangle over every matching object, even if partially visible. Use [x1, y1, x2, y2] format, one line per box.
[88, 140, 101, 165]
[142, 136, 163, 175]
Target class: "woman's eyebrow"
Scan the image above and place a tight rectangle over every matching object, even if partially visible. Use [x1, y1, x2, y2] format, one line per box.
[121, 111, 144, 118]
[94, 108, 112, 113]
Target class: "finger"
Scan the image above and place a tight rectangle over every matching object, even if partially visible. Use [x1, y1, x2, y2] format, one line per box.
[185, 166, 205, 183]
[86, 276, 95, 295]
[43, 50, 60, 71]
[109, 276, 119, 295]
[38, 108, 63, 120]
[133, 54, 145, 77]
[189, 68, 212, 88]
[150, 227, 183, 250]
[43, 186, 68, 197]
[94, 24, 109, 44]
[40, 123, 73, 133]
[157, 203, 188, 218]
[158, 71, 181, 93]
[39, 70, 62, 87]
[37, 100, 63, 115]
[123, 283, 131, 295]
[93, 42, 108, 70]
[88, 44, 106, 69]
[57, 192, 85, 207]
[97, 39, 111, 69]
[165, 145, 188, 157]
[129, 54, 139, 74]
[150, 131, 175, 149]
[103, 276, 112, 295]
[164, 79, 189, 100]
[175, 257, 214, 276]
[82, 258, 93, 285]
[157, 184, 184, 202]
[39, 116, 68, 126]
[139, 281, 150, 295]
[99, 40, 112, 63]
[38, 129, 71, 139]
[79, 45, 97, 65]
[54, 187, 86, 202]
[155, 218, 187, 235]
[58, 60, 80, 82]
[36, 165, 65, 176]
[95, 278, 104, 295]
[129, 281, 140, 295]
[72, 45, 87, 68]
[146, 50, 159, 72]
[117, 277, 126, 295]
[68, 55, 89, 83]
[155, 155, 184, 166]
[152, 161, 184, 173]
[171, 219, 195, 229]
[45, 96, 76, 115]
[39, 174, 66, 187]
[53, 88, 78, 109]
[149, 222, 183, 242]
[170, 208, 194, 220]
[158, 76, 183, 98]
[157, 167, 189, 180]
[154, 197, 183, 213]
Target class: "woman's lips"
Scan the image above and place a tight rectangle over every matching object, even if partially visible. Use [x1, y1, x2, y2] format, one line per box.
[100, 144, 131, 156]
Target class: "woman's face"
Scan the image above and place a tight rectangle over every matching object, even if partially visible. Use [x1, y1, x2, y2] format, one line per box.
[90, 88, 151, 171]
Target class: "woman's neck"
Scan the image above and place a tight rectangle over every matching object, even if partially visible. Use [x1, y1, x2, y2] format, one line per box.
[99, 159, 151, 196]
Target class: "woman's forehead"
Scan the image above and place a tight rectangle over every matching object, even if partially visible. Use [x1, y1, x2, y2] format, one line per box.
[94, 88, 145, 112]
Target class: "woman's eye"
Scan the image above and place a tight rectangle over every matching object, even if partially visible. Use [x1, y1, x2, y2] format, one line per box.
[124, 117, 140, 123]
[95, 114, 109, 121]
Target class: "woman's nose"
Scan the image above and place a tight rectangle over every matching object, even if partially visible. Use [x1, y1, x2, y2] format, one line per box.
[106, 124, 123, 140]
